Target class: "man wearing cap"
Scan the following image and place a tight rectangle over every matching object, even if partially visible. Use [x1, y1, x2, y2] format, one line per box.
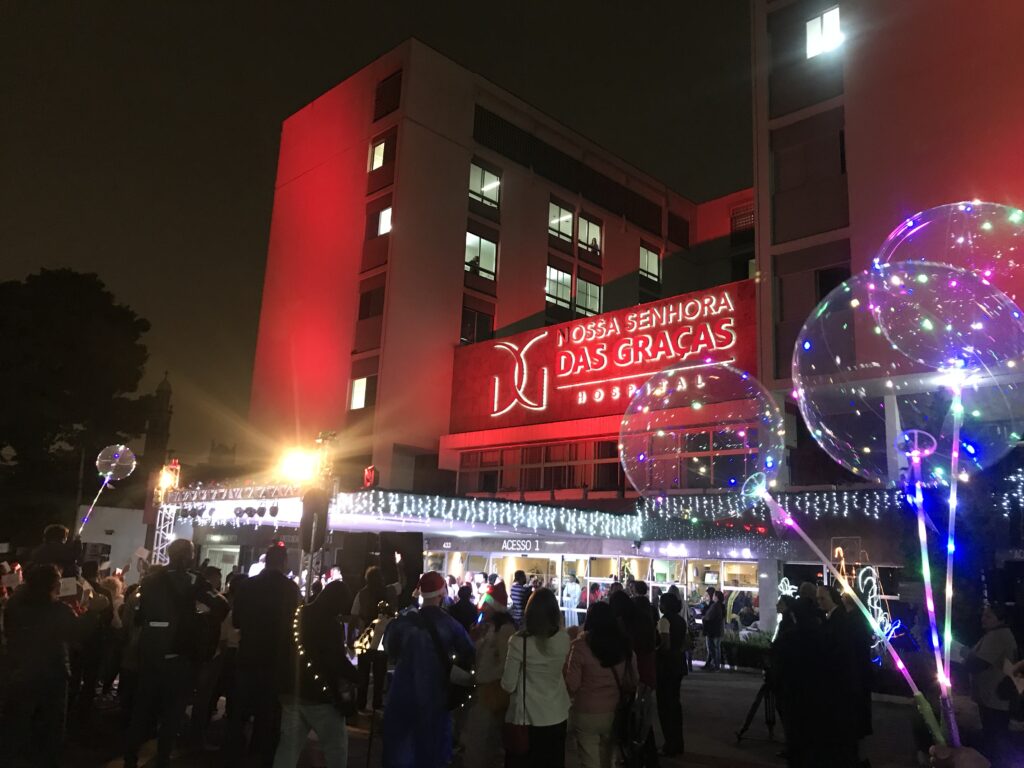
[382, 571, 475, 768]
[225, 542, 301, 767]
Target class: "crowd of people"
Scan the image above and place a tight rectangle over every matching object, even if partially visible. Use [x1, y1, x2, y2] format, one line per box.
[0, 523, 1017, 768]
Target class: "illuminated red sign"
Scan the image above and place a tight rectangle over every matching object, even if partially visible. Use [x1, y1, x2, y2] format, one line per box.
[450, 279, 757, 433]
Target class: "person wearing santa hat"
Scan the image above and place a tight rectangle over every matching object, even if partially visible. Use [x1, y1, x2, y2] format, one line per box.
[460, 582, 516, 767]
[382, 571, 475, 768]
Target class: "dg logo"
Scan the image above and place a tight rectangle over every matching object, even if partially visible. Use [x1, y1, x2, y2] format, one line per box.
[491, 331, 549, 417]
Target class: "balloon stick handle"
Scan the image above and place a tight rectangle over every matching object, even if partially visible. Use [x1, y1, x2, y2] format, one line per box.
[77, 475, 111, 536]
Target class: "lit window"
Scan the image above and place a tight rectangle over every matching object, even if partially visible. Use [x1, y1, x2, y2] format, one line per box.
[578, 215, 601, 254]
[370, 140, 386, 171]
[469, 163, 500, 208]
[545, 265, 572, 308]
[576, 277, 601, 316]
[806, 7, 843, 58]
[377, 207, 392, 236]
[465, 232, 497, 280]
[640, 245, 661, 282]
[350, 378, 367, 409]
[548, 202, 573, 241]
[350, 375, 377, 410]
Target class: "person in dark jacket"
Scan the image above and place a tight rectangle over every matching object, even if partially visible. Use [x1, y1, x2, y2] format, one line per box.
[272, 580, 357, 768]
[702, 591, 725, 671]
[817, 585, 858, 768]
[226, 542, 301, 767]
[2, 564, 107, 768]
[656, 592, 688, 756]
[448, 583, 478, 631]
[124, 538, 228, 768]
[352, 565, 394, 712]
[28, 524, 81, 577]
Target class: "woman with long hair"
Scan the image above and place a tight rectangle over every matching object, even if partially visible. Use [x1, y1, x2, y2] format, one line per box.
[273, 580, 357, 768]
[564, 601, 637, 768]
[501, 587, 571, 768]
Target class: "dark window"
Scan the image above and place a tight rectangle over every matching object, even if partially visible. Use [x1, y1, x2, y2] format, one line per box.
[358, 286, 385, 319]
[373, 72, 402, 121]
[460, 305, 494, 345]
[667, 213, 690, 248]
[816, 265, 850, 300]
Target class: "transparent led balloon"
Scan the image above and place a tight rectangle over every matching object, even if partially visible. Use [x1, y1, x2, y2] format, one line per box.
[871, 261, 1024, 372]
[792, 270, 1024, 485]
[96, 444, 137, 481]
[875, 201, 1024, 303]
[619, 364, 785, 506]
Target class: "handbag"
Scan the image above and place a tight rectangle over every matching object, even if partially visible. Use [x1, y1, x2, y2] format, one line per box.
[502, 634, 529, 755]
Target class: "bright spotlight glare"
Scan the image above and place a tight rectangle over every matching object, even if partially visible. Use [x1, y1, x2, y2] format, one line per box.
[278, 448, 320, 484]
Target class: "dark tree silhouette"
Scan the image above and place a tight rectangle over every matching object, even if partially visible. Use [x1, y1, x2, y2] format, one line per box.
[0, 269, 152, 539]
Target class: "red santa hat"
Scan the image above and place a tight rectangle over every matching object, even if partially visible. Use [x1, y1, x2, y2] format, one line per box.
[418, 571, 447, 599]
[480, 582, 509, 612]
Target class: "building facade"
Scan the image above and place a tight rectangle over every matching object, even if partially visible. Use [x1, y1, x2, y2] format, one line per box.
[249, 39, 755, 494]
[752, 0, 1024, 484]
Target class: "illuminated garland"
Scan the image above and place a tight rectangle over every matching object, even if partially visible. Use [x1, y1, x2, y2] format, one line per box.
[168, 487, 910, 547]
[336, 490, 644, 539]
[639, 488, 905, 522]
[292, 604, 332, 698]
[998, 467, 1024, 519]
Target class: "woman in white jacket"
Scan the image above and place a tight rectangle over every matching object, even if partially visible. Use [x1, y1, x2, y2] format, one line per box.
[501, 587, 571, 768]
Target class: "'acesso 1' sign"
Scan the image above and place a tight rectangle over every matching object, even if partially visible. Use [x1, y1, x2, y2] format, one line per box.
[449, 279, 757, 433]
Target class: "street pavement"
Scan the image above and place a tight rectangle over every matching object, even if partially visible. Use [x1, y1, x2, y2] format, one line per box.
[75, 668, 928, 767]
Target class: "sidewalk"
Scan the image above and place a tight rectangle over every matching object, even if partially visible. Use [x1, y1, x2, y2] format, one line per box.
[86, 667, 924, 768]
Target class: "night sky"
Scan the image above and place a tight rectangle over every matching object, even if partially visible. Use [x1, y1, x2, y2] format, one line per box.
[0, 3, 752, 462]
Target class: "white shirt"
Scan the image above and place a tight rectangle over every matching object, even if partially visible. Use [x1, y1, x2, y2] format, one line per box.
[501, 629, 571, 727]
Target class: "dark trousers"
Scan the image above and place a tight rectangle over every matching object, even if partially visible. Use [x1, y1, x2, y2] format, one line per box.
[189, 654, 223, 743]
[657, 673, 684, 754]
[978, 705, 1011, 766]
[506, 720, 567, 768]
[125, 656, 195, 768]
[224, 667, 282, 768]
[357, 650, 388, 709]
[4, 676, 68, 768]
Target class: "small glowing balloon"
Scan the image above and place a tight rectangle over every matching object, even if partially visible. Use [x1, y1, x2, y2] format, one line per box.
[619, 364, 785, 506]
[875, 201, 1024, 303]
[793, 270, 1024, 484]
[96, 445, 137, 482]
[871, 261, 1024, 372]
